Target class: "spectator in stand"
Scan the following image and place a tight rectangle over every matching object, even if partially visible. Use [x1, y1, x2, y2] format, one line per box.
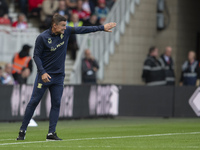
[56, 0, 70, 21]
[0, 0, 11, 25]
[95, 0, 109, 24]
[180, 51, 200, 86]
[82, 0, 91, 14]
[72, 0, 90, 20]
[82, 49, 99, 84]
[12, 44, 33, 84]
[106, 0, 116, 10]
[68, 13, 83, 27]
[0, 66, 5, 84]
[40, 0, 59, 29]
[28, 0, 43, 17]
[2, 63, 14, 85]
[12, 13, 28, 30]
[83, 14, 100, 26]
[65, 0, 77, 10]
[159, 46, 175, 86]
[142, 46, 166, 86]
[67, 13, 82, 60]
[0, 15, 11, 25]
[15, 68, 31, 84]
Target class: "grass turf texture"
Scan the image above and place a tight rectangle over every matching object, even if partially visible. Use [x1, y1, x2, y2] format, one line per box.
[0, 117, 200, 150]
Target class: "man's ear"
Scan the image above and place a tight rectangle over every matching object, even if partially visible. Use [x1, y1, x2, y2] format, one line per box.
[53, 23, 57, 28]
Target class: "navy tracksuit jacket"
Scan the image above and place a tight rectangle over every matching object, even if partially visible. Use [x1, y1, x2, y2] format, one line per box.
[20, 25, 104, 133]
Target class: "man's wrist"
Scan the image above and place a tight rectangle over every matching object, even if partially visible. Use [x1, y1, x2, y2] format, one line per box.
[40, 70, 46, 76]
[100, 25, 104, 31]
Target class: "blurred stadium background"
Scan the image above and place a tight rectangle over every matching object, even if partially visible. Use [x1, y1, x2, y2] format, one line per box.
[1, 0, 200, 149]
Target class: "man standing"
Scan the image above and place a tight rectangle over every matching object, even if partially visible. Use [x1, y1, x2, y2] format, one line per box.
[82, 49, 99, 84]
[180, 51, 200, 86]
[16, 13, 116, 140]
[142, 46, 166, 86]
[159, 46, 175, 85]
[12, 44, 33, 84]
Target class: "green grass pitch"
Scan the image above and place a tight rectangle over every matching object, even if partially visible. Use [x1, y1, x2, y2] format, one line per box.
[0, 117, 200, 150]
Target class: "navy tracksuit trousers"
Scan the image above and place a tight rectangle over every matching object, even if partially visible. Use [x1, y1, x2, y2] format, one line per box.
[20, 73, 64, 133]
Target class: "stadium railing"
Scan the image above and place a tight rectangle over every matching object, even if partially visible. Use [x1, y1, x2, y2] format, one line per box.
[70, 0, 140, 84]
[0, 26, 40, 84]
[0, 26, 39, 62]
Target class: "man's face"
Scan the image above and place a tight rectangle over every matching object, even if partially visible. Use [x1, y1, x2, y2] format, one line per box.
[188, 51, 195, 61]
[59, 1, 66, 10]
[54, 21, 66, 34]
[90, 15, 97, 23]
[85, 50, 91, 59]
[5, 64, 12, 74]
[165, 47, 172, 57]
[151, 48, 158, 57]
[18, 15, 24, 22]
[72, 14, 79, 23]
[99, 2, 105, 8]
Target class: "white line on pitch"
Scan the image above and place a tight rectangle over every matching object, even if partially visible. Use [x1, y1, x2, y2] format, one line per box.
[0, 132, 200, 146]
[0, 139, 13, 142]
[18, 145, 200, 148]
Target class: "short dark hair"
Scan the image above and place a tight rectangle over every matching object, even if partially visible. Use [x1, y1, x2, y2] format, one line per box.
[148, 46, 157, 55]
[51, 13, 67, 26]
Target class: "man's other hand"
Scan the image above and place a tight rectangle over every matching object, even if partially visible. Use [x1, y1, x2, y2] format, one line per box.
[42, 73, 51, 83]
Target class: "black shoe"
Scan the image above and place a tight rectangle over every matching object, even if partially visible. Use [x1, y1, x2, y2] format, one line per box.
[16, 130, 26, 140]
[46, 132, 62, 141]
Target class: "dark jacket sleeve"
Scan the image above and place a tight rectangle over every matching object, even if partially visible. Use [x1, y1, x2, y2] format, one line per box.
[92, 59, 99, 69]
[180, 63, 185, 82]
[196, 62, 200, 79]
[70, 25, 104, 34]
[142, 59, 151, 82]
[82, 59, 89, 74]
[28, 59, 33, 73]
[180, 71, 184, 82]
[33, 35, 46, 75]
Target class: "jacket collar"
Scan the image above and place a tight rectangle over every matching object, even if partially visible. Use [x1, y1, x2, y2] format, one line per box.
[48, 27, 59, 36]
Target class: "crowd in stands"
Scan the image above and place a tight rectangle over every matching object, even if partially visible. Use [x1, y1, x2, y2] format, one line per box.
[0, 44, 32, 85]
[0, 0, 116, 62]
[142, 46, 200, 86]
[0, 0, 116, 29]
[0, 46, 100, 85]
[0, 0, 115, 85]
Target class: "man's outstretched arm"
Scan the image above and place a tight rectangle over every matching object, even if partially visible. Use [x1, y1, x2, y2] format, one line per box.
[70, 22, 117, 34]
